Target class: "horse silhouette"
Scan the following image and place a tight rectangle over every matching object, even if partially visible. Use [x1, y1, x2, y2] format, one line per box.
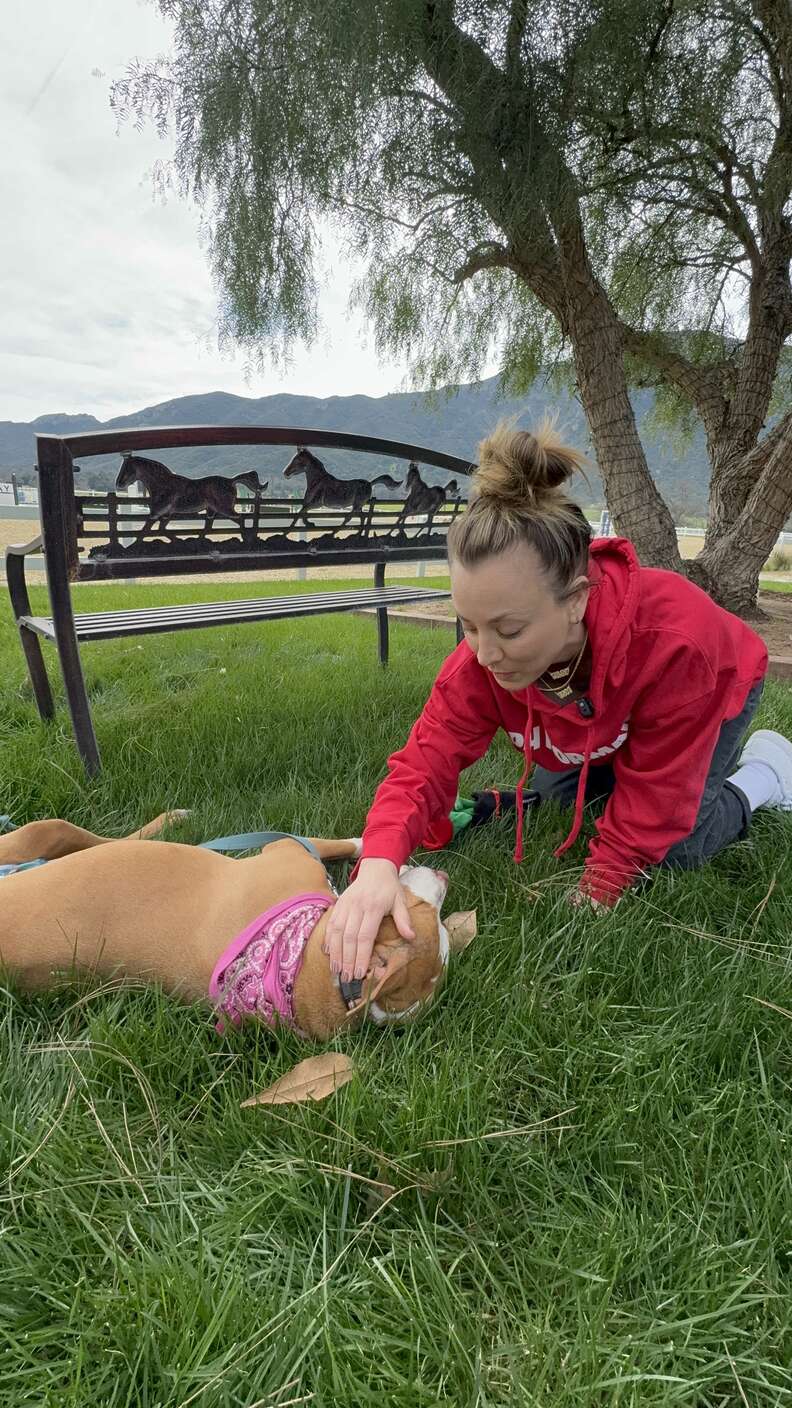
[116, 454, 266, 542]
[392, 463, 461, 534]
[283, 447, 402, 530]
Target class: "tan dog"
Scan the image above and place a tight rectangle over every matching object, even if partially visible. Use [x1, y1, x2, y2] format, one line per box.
[0, 815, 450, 1040]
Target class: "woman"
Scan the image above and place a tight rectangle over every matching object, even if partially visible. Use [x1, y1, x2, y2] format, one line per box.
[326, 424, 792, 982]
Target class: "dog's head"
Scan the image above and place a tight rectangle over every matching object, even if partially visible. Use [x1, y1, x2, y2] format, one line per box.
[354, 864, 451, 1027]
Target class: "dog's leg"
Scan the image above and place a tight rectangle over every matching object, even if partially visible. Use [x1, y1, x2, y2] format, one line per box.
[0, 820, 115, 865]
[306, 837, 362, 862]
[126, 811, 190, 840]
[0, 811, 188, 864]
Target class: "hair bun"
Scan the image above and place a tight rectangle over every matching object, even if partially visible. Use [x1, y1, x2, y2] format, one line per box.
[473, 420, 586, 506]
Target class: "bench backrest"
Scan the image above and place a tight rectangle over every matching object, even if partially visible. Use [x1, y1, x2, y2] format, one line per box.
[35, 426, 475, 582]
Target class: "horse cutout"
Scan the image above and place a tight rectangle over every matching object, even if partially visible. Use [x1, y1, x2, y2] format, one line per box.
[392, 463, 461, 535]
[283, 447, 402, 530]
[115, 454, 266, 543]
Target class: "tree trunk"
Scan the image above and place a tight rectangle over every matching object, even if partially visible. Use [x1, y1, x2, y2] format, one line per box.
[704, 242, 792, 551]
[561, 251, 683, 571]
[692, 410, 792, 616]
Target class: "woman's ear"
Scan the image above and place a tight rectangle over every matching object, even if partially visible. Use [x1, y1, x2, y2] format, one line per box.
[566, 577, 591, 624]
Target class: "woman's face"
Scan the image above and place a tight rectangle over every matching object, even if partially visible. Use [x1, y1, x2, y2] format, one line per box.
[451, 543, 589, 692]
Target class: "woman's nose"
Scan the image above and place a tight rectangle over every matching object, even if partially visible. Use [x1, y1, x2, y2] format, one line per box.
[476, 637, 503, 668]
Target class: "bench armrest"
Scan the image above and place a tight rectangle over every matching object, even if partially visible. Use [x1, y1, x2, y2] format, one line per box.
[6, 534, 43, 557]
[5, 535, 43, 622]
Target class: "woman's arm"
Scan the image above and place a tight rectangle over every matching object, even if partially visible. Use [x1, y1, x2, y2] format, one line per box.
[325, 645, 501, 979]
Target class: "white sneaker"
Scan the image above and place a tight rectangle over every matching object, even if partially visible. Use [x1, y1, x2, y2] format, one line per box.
[738, 729, 792, 811]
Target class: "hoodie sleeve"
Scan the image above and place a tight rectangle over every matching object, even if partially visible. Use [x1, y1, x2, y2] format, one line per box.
[359, 645, 501, 869]
[577, 644, 727, 901]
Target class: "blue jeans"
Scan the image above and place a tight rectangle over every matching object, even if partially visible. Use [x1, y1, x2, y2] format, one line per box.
[530, 681, 764, 870]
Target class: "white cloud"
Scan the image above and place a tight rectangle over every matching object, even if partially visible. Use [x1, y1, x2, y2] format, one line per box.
[0, 0, 422, 422]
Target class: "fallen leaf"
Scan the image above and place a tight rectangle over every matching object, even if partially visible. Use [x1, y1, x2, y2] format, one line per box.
[445, 910, 478, 952]
[241, 1053, 355, 1107]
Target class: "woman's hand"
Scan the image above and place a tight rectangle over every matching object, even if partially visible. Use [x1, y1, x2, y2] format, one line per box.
[567, 887, 605, 912]
[324, 858, 415, 982]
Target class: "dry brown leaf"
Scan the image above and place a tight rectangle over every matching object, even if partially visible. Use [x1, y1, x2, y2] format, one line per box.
[241, 1053, 355, 1108]
[445, 910, 478, 953]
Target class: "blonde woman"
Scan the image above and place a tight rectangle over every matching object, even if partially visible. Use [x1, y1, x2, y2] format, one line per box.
[326, 425, 792, 981]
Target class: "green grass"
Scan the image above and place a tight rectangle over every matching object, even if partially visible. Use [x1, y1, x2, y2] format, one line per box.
[2, 576, 792, 1405]
[761, 578, 792, 594]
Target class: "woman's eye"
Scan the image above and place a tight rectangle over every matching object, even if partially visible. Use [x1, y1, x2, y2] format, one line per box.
[498, 626, 524, 640]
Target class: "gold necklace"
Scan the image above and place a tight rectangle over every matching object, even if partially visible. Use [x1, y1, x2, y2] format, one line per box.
[538, 629, 589, 700]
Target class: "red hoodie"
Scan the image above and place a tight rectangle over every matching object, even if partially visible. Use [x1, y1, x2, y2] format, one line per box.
[359, 538, 768, 903]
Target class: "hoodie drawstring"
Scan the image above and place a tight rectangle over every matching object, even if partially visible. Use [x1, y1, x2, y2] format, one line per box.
[512, 702, 596, 863]
[553, 727, 594, 858]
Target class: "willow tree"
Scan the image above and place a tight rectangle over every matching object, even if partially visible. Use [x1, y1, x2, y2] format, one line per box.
[114, 0, 792, 614]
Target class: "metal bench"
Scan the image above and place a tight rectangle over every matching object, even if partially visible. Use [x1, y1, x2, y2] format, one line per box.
[6, 426, 472, 775]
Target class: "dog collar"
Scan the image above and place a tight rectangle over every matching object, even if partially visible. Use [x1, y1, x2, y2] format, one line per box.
[338, 976, 364, 1008]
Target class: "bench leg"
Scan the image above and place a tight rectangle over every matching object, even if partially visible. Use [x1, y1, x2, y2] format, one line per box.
[19, 624, 55, 720]
[53, 630, 100, 777]
[6, 546, 55, 719]
[37, 437, 102, 776]
[374, 562, 389, 667]
[456, 617, 464, 646]
[47, 561, 101, 775]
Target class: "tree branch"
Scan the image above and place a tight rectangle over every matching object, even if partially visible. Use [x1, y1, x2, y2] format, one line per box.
[453, 242, 511, 283]
[506, 0, 529, 76]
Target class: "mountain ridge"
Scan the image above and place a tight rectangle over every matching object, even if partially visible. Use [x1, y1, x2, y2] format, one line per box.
[1, 376, 708, 513]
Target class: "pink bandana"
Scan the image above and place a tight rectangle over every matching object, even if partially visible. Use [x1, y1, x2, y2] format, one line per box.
[209, 892, 334, 1035]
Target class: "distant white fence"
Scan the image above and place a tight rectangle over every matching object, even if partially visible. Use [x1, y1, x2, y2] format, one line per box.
[2, 490, 792, 555]
[594, 511, 792, 550]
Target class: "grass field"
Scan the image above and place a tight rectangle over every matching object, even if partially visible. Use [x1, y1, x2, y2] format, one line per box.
[3, 578, 792, 1405]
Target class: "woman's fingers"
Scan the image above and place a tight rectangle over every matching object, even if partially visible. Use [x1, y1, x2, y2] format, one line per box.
[324, 902, 351, 970]
[322, 860, 406, 980]
[348, 906, 385, 981]
[392, 890, 415, 941]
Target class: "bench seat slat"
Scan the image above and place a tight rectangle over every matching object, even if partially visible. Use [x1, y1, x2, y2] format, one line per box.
[74, 584, 444, 622]
[19, 585, 451, 643]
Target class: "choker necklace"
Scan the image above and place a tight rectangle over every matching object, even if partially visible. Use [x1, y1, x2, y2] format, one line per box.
[538, 629, 589, 700]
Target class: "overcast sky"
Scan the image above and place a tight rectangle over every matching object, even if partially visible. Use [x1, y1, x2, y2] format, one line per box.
[2, 0, 453, 423]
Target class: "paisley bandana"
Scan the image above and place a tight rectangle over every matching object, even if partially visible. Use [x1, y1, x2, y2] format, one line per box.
[209, 892, 333, 1035]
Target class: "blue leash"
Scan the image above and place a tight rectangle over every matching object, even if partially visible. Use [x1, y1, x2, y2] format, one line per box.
[199, 830, 321, 861]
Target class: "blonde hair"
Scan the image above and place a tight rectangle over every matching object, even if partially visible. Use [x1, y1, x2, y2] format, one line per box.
[448, 420, 592, 598]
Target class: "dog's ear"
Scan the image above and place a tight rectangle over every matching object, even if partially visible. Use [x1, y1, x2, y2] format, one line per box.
[355, 904, 445, 1021]
[444, 910, 477, 953]
[350, 943, 413, 1014]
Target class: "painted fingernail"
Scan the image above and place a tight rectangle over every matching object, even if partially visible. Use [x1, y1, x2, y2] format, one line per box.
[354, 965, 365, 980]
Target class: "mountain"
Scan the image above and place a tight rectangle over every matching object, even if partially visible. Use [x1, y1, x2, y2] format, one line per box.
[0, 376, 709, 513]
